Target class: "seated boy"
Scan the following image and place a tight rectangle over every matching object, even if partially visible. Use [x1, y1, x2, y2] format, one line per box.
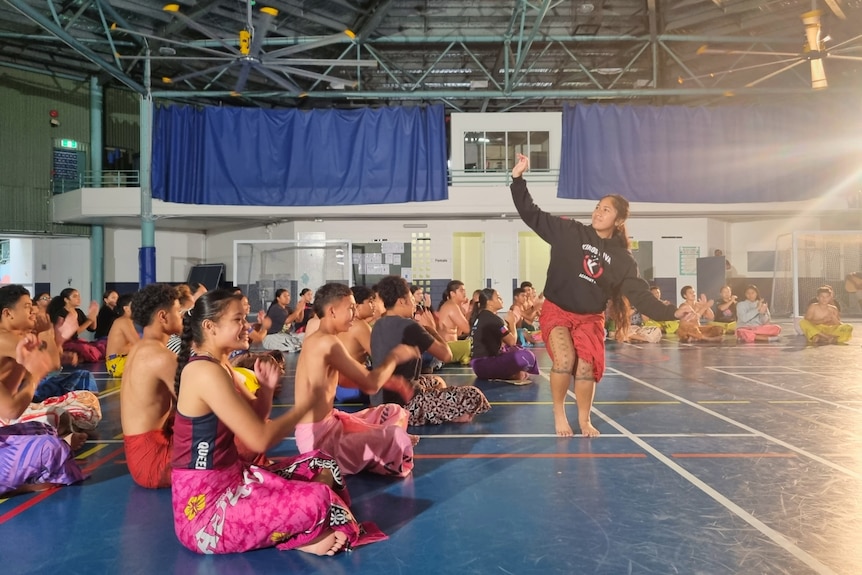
[293, 283, 421, 478]
[799, 286, 854, 345]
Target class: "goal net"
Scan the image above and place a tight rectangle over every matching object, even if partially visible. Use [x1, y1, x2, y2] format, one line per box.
[233, 240, 352, 312]
[772, 231, 862, 318]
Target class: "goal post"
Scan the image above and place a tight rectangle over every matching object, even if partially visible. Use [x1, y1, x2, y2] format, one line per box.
[772, 230, 862, 318]
[233, 240, 352, 312]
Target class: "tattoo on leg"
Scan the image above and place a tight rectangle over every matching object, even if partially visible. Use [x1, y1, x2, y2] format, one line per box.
[551, 367, 573, 374]
[573, 376, 594, 382]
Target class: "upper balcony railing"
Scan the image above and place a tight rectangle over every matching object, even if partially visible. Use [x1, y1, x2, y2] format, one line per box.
[50, 168, 560, 195]
[52, 170, 141, 194]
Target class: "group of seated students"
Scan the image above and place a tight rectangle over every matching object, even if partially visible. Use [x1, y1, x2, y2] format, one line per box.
[5, 273, 853, 553]
[1, 276, 542, 555]
[615, 281, 857, 346]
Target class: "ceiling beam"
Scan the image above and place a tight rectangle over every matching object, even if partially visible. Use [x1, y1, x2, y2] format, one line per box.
[4, 0, 145, 92]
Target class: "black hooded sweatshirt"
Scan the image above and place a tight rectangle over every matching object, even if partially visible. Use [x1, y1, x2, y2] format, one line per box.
[510, 176, 678, 321]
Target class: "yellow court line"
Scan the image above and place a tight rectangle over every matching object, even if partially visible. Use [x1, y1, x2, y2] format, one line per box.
[768, 400, 820, 404]
[697, 400, 751, 404]
[75, 444, 108, 460]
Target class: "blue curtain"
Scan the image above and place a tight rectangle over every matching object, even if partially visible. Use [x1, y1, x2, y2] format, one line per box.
[152, 105, 448, 205]
[559, 102, 861, 203]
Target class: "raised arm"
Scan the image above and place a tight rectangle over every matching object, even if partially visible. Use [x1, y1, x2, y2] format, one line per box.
[510, 153, 573, 245]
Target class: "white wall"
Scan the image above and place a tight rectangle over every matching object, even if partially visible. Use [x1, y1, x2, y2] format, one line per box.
[31, 237, 92, 302]
[204, 215, 727, 295]
[730, 217, 822, 278]
[105, 228, 207, 283]
[0, 238, 35, 293]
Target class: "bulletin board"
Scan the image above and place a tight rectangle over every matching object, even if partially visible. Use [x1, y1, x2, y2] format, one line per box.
[352, 242, 412, 287]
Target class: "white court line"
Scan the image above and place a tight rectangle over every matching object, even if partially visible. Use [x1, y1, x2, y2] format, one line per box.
[706, 368, 862, 415]
[407, 433, 758, 439]
[83, 432, 760, 444]
[585, 402, 839, 575]
[781, 366, 856, 378]
[606, 366, 862, 480]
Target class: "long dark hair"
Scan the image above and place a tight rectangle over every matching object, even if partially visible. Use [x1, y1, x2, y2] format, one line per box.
[469, 288, 496, 325]
[439, 280, 463, 309]
[269, 288, 287, 310]
[174, 289, 242, 396]
[603, 194, 631, 341]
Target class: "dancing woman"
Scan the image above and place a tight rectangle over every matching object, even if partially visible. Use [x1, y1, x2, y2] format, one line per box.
[510, 153, 700, 437]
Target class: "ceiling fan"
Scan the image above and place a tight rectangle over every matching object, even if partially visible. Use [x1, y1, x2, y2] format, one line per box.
[695, 9, 862, 89]
[111, 3, 377, 95]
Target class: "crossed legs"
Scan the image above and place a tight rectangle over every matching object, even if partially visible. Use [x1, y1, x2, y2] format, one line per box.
[547, 326, 599, 437]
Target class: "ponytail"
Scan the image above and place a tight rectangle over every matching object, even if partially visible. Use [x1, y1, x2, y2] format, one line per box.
[173, 289, 242, 396]
[469, 289, 493, 325]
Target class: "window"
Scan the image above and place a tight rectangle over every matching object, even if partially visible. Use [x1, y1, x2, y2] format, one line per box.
[0, 240, 9, 265]
[462, 130, 550, 172]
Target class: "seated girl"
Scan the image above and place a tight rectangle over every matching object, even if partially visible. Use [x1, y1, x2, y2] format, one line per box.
[172, 289, 384, 556]
[469, 288, 538, 382]
[711, 285, 738, 334]
[735, 284, 781, 343]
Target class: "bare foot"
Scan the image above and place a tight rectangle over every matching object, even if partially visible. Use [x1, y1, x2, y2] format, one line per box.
[296, 530, 348, 556]
[63, 432, 88, 450]
[451, 414, 474, 423]
[554, 411, 574, 437]
[579, 420, 601, 437]
[409, 434, 420, 446]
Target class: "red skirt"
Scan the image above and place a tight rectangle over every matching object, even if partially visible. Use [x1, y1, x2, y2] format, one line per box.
[539, 299, 607, 382]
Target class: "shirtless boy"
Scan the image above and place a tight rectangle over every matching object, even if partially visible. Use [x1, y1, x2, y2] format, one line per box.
[105, 293, 139, 377]
[120, 284, 183, 488]
[800, 286, 854, 345]
[0, 285, 95, 446]
[436, 280, 472, 364]
[293, 283, 419, 477]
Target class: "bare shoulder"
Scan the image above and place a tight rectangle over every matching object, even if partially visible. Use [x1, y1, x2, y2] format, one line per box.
[0, 331, 20, 358]
[129, 339, 176, 370]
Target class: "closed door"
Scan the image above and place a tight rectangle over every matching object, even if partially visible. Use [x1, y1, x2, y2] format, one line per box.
[453, 232, 485, 293]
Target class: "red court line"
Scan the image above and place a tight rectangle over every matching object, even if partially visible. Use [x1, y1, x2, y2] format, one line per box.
[672, 453, 797, 458]
[415, 453, 647, 459]
[0, 445, 126, 526]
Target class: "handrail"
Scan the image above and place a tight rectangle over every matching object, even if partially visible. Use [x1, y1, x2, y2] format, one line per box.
[51, 170, 141, 194]
[50, 169, 559, 194]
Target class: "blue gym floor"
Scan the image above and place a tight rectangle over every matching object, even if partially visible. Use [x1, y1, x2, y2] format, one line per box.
[3, 323, 861, 575]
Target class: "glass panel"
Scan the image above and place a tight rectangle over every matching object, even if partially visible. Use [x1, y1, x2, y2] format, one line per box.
[485, 131, 506, 171]
[463, 131, 484, 171]
[529, 131, 550, 170]
[507, 131, 528, 169]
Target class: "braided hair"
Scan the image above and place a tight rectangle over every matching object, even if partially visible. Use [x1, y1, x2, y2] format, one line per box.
[174, 289, 242, 396]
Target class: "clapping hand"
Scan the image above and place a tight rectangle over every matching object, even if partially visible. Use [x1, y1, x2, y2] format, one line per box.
[254, 357, 282, 391]
[15, 333, 53, 380]
[512, 153, 530, 178]
[55, 312, 79, 344]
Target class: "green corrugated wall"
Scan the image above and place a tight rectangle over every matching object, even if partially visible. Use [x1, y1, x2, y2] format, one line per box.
[0, 67, 140, 235]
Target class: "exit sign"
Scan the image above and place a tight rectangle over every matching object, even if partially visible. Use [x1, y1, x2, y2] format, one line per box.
[60, 139, 78, 149]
